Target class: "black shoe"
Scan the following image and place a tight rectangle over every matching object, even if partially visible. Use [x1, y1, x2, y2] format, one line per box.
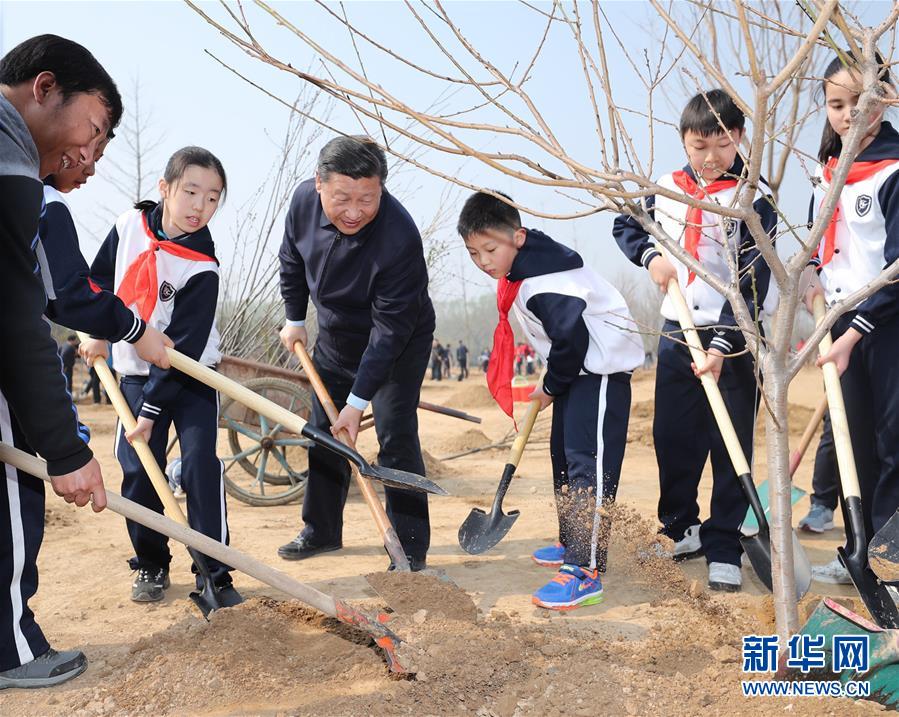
[131, 566, 170, 602]
[277, 535, 342, 561]
[0, 648, 87, 690]
[388, 554, 427, 572]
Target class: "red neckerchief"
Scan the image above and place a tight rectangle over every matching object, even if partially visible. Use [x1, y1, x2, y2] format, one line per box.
[116, 213, 215, 321]
[671, 171, 738, 284]
[817, 157, 899, 266]
[487, 276, 523, 422]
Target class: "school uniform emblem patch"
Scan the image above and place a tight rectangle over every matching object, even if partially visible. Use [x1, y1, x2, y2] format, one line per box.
[159, 281, 176, 302]
[856, 195, 873, 217]
[723, 218, 739, 238]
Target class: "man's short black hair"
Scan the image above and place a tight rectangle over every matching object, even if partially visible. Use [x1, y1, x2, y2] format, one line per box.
[0, 34, 123, 131]
[457, 191, 521, 239]
[317, 135, 388, 184]
[679, 89, 744, 138]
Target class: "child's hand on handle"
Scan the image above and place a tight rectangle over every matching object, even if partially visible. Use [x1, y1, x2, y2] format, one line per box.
[279, 324, 307, 352]
[816, 327, 862, 376]
[49, 457, 107, 512]
[692, 347, 725, 383]
[332, 404, 363, 443]
[79, 337, 109, 364]
[801, 266, 825, 314]
[134, 326, 173, 369]
[648, 255, 678, 293]
[528, 385, 555, 411]
[125, 416, 155, 446]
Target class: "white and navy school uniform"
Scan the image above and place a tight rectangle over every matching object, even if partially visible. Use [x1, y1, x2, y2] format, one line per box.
[613, 157, 777, 567]
[808, 121, 899, 539]
[91, 202, 233, 587]
[509, 230, 644, 571]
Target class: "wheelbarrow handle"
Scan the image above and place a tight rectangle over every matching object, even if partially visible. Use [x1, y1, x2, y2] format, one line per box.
[666, 279, 752, 476]
[812, 295, 862, 500]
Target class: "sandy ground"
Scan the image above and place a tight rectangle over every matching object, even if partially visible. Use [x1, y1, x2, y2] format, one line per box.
[1, 366, 887, 716]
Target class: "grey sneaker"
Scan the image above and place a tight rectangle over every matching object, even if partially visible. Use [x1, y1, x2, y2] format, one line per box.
[0, 648, 87, 690]
[811, 556, 852, 585]
[708, 561, 742, 592]
[672, 524, 703, 561]
[131, 566, 170, 602]
[798, 504, 835, 533]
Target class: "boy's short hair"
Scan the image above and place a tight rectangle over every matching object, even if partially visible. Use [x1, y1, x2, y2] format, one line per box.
[679, 89, 744, 138]
[457, 191, 521, 239]
[0, 34, 123, 131]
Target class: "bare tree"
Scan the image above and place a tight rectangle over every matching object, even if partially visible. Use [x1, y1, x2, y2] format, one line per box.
[187, 0, 899, 637]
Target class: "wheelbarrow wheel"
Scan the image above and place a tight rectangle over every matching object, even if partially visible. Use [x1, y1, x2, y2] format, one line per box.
[219, 377, 313, 507]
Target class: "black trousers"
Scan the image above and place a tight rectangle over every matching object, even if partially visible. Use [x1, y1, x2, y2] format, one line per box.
[833, 315, 899, 539]
[0, 390, 49, 671]
[116, 375, 232, 587]
[654, 320, 758, 567]
[809, 411, 838, 511]
[300, 330, 432, 559]
[457, 360, 468, 380]
[550, 372, 631, 571]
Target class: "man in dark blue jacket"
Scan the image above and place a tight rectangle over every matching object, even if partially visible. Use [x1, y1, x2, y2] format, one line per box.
[278, 136, 435, 571]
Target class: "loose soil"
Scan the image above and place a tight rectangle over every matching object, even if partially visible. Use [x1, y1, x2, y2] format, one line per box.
[1, 366, 882, 716]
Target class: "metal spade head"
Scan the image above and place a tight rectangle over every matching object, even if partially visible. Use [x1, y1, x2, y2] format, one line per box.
[869, 509, 899, 583]
[186, 547, 244, 619]
[458, 464, 519, 554]
[740, 528, 811, 600]
[300, 424, 448, 495]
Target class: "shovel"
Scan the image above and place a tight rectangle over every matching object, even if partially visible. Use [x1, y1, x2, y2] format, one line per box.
[458, 389, 541, 554]
[666, 279, 811, 598]
[292, 341, 411, 572]
[164, 347, 447, 496]
[741, 397, 825, 534]
[78, 334, 240, 618]
[0, 442, 413, 674]
[778, 598, 899, 708]
[813, 296, 899, 627]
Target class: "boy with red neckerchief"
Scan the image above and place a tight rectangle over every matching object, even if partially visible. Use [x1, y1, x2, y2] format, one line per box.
[613, 89, 777, 593]
[460, 191, 644, 611]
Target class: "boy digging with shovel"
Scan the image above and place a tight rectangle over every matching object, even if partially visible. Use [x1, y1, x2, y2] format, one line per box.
[459, 192, 644, 610]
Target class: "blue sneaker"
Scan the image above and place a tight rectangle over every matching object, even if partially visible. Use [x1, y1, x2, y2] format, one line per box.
[532, 542, 565, 567]
[532, 564, 604, 611]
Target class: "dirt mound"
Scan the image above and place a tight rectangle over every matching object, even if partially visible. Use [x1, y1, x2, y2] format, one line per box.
[443, 383, 497, 409]
[365, 571, 477, 622]
[422, 449, 457, 479]
[437, 428, 495, 455]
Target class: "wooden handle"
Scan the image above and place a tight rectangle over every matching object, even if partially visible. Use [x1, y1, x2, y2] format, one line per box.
[795, 396, 828, 466]
[166, 348, 307, 435]
[77, 333, 187, 526]
[0, 442, 340, 619]
[665, 278, 752, 475]
[509, 398, 541, 468]
[812, 295, 861, 499]
[292, 342, 409, 569]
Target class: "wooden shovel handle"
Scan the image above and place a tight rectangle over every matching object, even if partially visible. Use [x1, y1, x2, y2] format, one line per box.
[790, 396, 828, 476]
[812, 295, 862, 499]
[666, 279, 752, 475]
[166, 348, 308, 435]
[292, 341, 409, 570]
[77, 333, 187, 526]
[509, 397, 541, 469]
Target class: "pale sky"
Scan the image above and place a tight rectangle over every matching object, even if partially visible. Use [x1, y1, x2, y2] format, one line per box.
[3, 1, 895, 303]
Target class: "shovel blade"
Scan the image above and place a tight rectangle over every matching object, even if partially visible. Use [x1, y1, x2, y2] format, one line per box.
[741, 479, 807, 535]
[458, 507, 520, 555]
[362, 463, 449, 496]
[740, 528, 811, 600]
[186, 547, 244, 619]
[869, 510, 899, 583]
[840, 545, 899, 629]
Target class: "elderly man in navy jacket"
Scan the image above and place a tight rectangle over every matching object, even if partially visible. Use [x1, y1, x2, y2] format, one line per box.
[277, 136, 436, 571]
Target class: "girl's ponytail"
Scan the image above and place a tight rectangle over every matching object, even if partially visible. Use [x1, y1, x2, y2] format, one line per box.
[134, 199, 158, 212]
